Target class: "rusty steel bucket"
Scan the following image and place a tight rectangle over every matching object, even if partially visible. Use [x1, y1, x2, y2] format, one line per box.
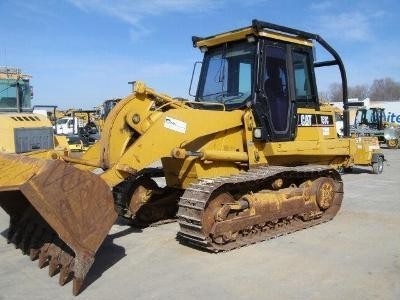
[0, 152, 117, 295]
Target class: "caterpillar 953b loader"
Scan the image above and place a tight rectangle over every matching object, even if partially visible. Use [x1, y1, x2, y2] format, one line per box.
[0, 20, 383, 295]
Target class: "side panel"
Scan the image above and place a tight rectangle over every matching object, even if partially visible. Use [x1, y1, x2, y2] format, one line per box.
[0, 113, 54, 153]
[353, 137, 380, 165]
[14, 127, 54, 153]
[161, 126, 245, 188]
[296, 108, 337, 141]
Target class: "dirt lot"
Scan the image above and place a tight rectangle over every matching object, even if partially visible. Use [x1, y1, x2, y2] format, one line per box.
[1, 149, 399, 300]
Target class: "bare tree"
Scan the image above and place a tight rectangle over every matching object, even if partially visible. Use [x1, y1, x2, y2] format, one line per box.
[318, 90, 330, 103]
[348, 84, 369, 100]
[327, 83, 343, 102]
[369, 77, 400, 101]
[323, 77, 400, 102]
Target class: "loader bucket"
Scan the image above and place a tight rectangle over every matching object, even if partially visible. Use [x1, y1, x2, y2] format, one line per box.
[0, 152, 117, 295]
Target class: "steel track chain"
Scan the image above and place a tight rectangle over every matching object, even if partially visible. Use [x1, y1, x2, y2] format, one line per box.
[176, 165, 343, 252]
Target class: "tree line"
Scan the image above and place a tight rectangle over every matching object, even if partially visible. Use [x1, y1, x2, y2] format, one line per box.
[320, 77, 400, 102]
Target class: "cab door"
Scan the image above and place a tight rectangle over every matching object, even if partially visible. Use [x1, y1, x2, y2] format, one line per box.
[253, 41, 296, 141]
[253, 40, 318, 142]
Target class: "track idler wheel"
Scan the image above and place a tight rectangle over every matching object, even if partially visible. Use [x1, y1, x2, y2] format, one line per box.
[312, 177, 336, 210]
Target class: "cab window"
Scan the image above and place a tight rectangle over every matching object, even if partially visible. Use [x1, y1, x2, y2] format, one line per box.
[293, 51, 314, 102]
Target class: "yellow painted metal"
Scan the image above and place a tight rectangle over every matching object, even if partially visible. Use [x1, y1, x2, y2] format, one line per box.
[93, 84, 377, 188]
[353, 136, 381, 165]
[0, 152, 45, 190]
[0, 113, 54, 153]
[0, 78, 378, 191]
[52, 134, 72, 153]
[92, 83, 188, 170]
[234, 179, 325, 223]
[58, 82, 377, 188]
[257, 30, 313, 46]
[162, 156, 241, 189]
[171, 148, 248, 162]
[195, 26, 313, 48]
[100, 106, 244, 186]
[295, 107, 337, 141]
[251, 104, 377, 170]
[0, 67, 30, 80]
[243, 110, 268, 165]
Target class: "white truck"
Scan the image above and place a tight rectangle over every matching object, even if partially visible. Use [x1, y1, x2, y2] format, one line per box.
[54, 116, 85, 135]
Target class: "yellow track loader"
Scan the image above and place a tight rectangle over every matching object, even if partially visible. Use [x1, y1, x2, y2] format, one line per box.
[0, 20, 384, 295]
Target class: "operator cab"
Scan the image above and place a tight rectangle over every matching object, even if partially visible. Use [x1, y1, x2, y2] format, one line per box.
[0, 67, 33, 113]
[354, 108, 386, 130]
[193, 20, 349, 142]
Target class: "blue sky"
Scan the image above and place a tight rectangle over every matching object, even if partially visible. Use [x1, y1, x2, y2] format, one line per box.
[0, 0, 399, 109]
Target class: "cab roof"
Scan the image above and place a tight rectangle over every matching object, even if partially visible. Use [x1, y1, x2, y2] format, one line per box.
[0, 67, 31, 80]
[193, 19, 313, 49]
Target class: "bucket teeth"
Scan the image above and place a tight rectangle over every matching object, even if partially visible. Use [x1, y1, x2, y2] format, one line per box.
[59, 265, 72, 286]
[29, 248, 40, 261]
[73, 278, 84, 297]
[8, 207, 33, 245]
[38, 234, 55, 269]
[48, 244, 62, 277]
[19, 222, 37, 254]
[29, 227, 46, 260]
[7, 214, 21, 243]
[4, 209, 91, 295]
[6, 229, 15, 243]
[48, 258, 60, 277]
[58, 252, 74, 286]
[38, 244, 50, 269]
[0, 152, 117, 296]
[24, 224, 44, 260]
[10, 221, 26, 246]
[6, 212, 88, 295]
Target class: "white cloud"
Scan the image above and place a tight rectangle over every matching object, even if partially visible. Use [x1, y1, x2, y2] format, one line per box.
[67, 0, 222, 25]
[309, 1, 333, 11]
[314, 6, 389, 42]
[239, 0, 270, 7]
[8, 1, 59, 24]
[129, 26, 153, 42]
[370, 10, 386, 18]
[67, 0, 223, 42]
[317, 12, 372, 41]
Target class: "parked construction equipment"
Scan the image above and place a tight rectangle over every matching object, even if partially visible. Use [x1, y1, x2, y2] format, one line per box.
[0, 67, 68, 153]
[351, 107, 400, 148]
[0, 20, 384, 295]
